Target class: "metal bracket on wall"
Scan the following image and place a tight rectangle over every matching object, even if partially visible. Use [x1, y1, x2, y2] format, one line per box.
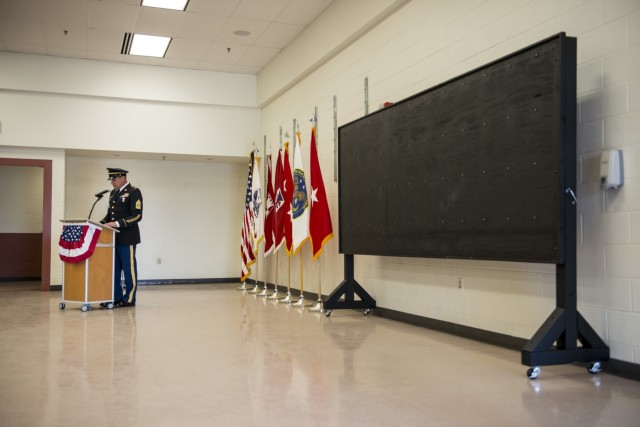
[333, 95, 338, 182]
[364, 77, 369, 115]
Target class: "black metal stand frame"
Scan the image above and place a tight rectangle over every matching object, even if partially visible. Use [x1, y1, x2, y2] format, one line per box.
[323, 254, 376, 311]
[521, 264, 610, 367]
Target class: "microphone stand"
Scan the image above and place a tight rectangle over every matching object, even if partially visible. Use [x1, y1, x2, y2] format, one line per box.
[88, 195, 104, 220]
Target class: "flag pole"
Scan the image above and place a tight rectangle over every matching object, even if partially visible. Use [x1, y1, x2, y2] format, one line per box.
[238, 145, 256, 291]
[292, 245, 310, 306]
[280, 255, 292, 303]
[309, 252, 324, 312]
[256, 138, 271, 297]
[268, 130, 284, 300]
[281, 120, 295, 304]
[251, 140, 268, 294]
[308, 113, 324, 312]
[268, 251, 281, 299]
[250, 249, 261, 293]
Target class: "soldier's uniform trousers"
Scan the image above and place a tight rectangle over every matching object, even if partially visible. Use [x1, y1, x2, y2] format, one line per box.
[114, 244, 138, 304]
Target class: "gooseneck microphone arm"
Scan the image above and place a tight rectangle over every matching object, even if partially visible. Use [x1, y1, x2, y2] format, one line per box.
[88, 190, 109, 220]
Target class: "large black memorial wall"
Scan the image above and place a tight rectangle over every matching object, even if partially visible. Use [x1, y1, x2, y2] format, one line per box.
[338, 33, 576, 263]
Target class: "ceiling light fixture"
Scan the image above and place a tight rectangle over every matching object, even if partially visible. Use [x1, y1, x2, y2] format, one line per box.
[141, 0, 189, 11]
[122, 33, 171, 57]
[233, 30, 251, 36]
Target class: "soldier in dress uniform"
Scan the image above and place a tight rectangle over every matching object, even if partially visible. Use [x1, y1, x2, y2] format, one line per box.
[100, 168, 143, 307]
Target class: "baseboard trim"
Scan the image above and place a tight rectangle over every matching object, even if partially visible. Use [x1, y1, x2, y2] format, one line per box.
[375, 306, 640, 382]
[138, 278, 237, 286]
[375, 307, 527, 350]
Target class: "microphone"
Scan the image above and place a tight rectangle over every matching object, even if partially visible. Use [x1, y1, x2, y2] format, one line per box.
[95, 189, 109, 198]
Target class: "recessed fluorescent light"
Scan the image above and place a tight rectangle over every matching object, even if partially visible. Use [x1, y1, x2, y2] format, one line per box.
[128, 34, 171, 57]
[141, 0, 189, 11]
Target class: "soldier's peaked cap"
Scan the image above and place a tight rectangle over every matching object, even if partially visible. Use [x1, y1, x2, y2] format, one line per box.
[107, 168, 128, 178]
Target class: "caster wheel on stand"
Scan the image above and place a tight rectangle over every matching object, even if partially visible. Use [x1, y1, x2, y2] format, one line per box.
[527, 366, 541, 379]
[59, 302, 65, 310]
[588, 362, 602, 374]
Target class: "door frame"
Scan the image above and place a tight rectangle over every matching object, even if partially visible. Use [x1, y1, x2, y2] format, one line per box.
[0, 158, 52, 291]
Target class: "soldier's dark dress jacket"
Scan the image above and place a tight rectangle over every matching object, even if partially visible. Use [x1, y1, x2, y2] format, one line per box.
[101, 183, 143, 245]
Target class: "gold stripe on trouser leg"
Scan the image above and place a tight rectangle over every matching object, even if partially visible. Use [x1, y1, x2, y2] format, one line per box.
[127, 245, 137, 303]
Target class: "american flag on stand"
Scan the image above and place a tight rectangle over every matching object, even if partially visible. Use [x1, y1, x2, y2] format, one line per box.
[240, 152, 257, 281]
[59, 223, 102, 263]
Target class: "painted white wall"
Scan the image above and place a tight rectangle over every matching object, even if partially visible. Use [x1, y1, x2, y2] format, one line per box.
[0, 166, 43, 233]
[0, 52, 260, 160]
[258, 0, 640, 364]
[64, 156, 246, 281]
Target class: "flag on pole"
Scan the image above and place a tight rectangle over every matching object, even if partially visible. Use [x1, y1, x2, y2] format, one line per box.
[273, 149, 285, 253]
[309, 127, 333, 260]
[250, 152, 264, 252]
[240, 152, 256, 281]
[263, 154, 275, 257]
[282, 142, 294, 255]
[291, 130, 309, 254]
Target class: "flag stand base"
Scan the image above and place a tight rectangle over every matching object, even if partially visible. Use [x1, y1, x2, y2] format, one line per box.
[267, 289, 284, 300]
[292, 294, 312, 307]
[308, 299, 323, 312]
[236, 281, 252, 291]
[279, 292, 293, 304]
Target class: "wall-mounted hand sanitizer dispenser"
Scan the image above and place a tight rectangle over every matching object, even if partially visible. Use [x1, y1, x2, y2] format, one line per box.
[600, 149, 623, 190]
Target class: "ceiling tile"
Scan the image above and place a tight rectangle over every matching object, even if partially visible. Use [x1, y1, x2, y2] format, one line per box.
[4, 42, 47, 55]
[88, 28, 126, 54]
[197, 62, 233, 72]
[228, 64, 261, 74]
[201, 42, 249, 64]
[276, 0, 334, 25]
[89, 0, 138, 32]
[41, 0, 89, 27]
[43, 24, 88, 50]
[47, 47, 88, 59]
[216, 17, 270, 46]
[257, 22, 304, 49]
[0, 0, 42, 21]
[135, 6, 184, 36]
[87, 50, 125, 63]
[176, 12, 227, 41]
[186, 0, 240, 16]
[160, 57, 200, 69]
[165, 38, 210, 61]
[2, 20, 46, 46]
[238, 45, 280, 67]
[231, 0, 289, 22]
[0, 0, 336, 75]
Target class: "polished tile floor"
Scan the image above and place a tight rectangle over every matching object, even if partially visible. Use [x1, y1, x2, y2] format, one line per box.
[1, 282, 639, 427]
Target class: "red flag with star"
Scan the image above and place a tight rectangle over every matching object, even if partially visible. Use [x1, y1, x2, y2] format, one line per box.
[309, 127, 333, 260]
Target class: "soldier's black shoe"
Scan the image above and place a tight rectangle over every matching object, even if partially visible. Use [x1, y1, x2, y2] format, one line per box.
[120, 302, 136, 307]
[100, 302, 118, 309]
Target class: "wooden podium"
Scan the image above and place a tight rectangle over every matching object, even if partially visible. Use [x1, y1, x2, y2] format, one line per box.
[59, 219, 118, 311]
